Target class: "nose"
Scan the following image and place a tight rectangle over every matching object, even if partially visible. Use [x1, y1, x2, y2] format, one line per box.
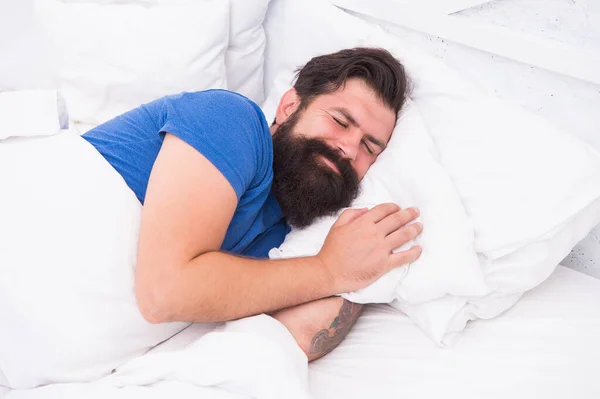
[336, 130, 362, 161]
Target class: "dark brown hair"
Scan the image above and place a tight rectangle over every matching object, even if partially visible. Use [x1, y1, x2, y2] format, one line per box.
[293, 47, 409, 114]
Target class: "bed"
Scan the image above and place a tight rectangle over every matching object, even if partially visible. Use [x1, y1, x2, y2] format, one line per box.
[309, 265, 600, 398]
[139, 265, 600, 398]
[1, 0, 600, 398]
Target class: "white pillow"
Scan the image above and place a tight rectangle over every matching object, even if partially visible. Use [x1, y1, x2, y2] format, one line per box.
[268, 94, 488, 304]
[262, 0, 375, 108]
[226, 0, 271, 104]
[433, 196, 600, 343]
[361, 29, 600, 260]
[401, 195, 600, 346]
[262, 1, 600, 345]
[34, 0, 229, 126]
[0, 90, 68, 140]
[414, 82, 600, 260]
[0, 0, 56, 91]
[359, 29, 600, 345]
[0, 132, 188, 389]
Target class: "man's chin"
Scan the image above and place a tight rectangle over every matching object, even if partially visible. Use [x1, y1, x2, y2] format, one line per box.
[277, 191, 357, 228]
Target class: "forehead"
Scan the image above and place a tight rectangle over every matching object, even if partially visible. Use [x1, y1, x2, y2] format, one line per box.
[308, 78, 397, 142]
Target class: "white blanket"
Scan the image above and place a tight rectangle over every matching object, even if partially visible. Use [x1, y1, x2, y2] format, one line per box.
[6, 315, 311, 399]
[5, 315, 310, 399]
[0, 94, 311, 398]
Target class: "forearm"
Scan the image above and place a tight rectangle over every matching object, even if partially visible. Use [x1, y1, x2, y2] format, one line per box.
[272, 297, 364, 362]
[137, 251, 335, 323]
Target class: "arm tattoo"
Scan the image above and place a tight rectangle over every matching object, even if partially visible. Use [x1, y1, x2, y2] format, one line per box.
[308, 299, 364, 361]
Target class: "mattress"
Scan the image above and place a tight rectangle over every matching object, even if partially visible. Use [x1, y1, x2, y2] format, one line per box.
[308, 266, 600, 399]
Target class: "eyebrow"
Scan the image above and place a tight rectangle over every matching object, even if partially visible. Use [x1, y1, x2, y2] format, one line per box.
[331, 107, 387, 152]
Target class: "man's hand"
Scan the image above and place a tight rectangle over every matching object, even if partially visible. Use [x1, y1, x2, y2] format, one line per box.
[318, 204, 423, 294]
[271, 297, 364, 362]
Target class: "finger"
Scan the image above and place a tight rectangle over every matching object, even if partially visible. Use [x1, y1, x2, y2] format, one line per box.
[363, 203, 401, 224]
[385, 221, 423, 251]
[387, 245, 422, 270]
[376, 207, 420, 236]
[333, 207, 369, 227]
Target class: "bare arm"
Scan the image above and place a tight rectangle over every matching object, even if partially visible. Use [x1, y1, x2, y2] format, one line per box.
[271, 297, 364, 361]
[135, 134, 334, 323]
[142, 251, 334, 323]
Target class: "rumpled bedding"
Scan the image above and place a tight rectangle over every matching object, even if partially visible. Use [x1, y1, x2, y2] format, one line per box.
[6, 315, 311, 399]
[0, 91, 311, 399]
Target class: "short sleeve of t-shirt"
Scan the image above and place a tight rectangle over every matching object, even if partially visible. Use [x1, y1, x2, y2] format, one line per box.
[158, 90, 272, 200]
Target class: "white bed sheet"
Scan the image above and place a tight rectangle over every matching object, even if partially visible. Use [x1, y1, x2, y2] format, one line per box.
[308, 265, 600, 399]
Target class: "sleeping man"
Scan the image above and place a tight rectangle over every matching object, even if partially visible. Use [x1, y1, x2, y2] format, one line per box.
[83, 47, 423, 361]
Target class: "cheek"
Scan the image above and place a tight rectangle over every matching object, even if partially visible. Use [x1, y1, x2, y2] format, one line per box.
[295, 117, 332, 140]
[353, 156, 374, 180]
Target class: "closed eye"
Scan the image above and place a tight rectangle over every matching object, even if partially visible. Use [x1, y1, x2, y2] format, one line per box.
[362, 140, 374, 155]
[332, 117, 348, 129]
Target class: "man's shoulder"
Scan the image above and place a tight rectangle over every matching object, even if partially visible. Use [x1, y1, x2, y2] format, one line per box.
[166, 89, 269, 136]
[168, 89, 262, 114]
[161, 89, 273, 187]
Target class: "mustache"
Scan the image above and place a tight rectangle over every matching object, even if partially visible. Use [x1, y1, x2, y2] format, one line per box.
[289, 134, 354, 176]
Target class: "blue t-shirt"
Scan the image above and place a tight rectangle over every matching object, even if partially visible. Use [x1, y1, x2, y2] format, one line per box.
[82, 89, 289, 258]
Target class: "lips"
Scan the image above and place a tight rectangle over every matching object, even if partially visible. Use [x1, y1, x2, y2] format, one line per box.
[318, 154, 341, 175]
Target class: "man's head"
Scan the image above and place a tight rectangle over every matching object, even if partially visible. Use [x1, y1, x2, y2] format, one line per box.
[271, 47, 409, 228]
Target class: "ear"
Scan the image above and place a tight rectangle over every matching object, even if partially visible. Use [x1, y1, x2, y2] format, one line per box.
[275, 88, 301, 126]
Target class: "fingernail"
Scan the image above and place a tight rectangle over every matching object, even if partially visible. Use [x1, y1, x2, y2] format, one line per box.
[412, 207, 420, 216]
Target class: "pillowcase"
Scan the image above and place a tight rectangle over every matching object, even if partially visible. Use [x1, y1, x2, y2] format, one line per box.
[370, 29, 600, 345]
[262, 0, 375, 107]
[359, 28, 600, 261]
[0, 89, 68, 140]
[0, 0, 56, 91]
[412, 76, 600, 260]
[0, 132, 188, 388]
[268, 93, 488, 304]
[226, 0, 271, 104]
[34, 0, 229, 126]
[361, 27, 600, 337]
[263, 0, 600, 345]
[399, 195, 600, 346]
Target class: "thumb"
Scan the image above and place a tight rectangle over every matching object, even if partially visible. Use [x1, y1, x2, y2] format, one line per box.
[333, 207, 369, 227]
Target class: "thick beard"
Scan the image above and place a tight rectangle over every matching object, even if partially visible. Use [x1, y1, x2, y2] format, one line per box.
[271, 111, 360, 228]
